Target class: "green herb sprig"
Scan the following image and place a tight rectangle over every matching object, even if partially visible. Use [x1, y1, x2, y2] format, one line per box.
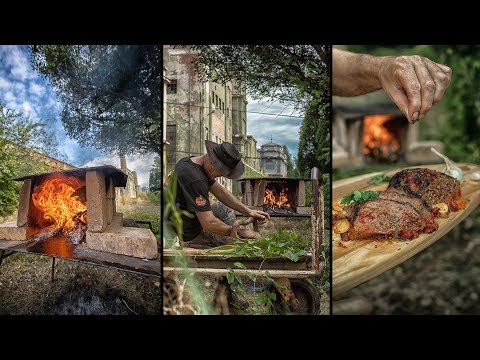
[367, 174, 392, 185]
[340, 190, 379, 205]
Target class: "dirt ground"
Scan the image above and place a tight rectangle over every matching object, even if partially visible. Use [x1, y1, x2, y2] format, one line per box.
[334, 207, 480, 315]
[0, 203, 161, 315]
[0, 253, 161, 315]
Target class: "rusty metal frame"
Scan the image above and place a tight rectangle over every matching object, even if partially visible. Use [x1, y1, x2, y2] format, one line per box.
[163, 167, 324, 279]
[0, 240, 161, 278]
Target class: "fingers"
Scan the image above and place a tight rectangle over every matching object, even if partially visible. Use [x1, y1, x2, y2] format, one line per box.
[412, 58, 435, 120]
[424, 58, 452, 104]
[252, 210, 270, 221]
[385, 55, 452, 123]
[391, 60, 422, 122]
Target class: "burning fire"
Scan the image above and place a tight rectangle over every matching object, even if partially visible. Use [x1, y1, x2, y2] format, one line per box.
[31, 176, 87, 232]
[264, 188, 291, 209]
[363, 114, 400, 158]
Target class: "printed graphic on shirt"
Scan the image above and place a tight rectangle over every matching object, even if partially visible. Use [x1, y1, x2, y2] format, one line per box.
[195, 195, 207, 207]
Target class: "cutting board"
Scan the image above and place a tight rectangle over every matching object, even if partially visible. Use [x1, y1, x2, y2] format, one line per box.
[332, 163, 480, 297]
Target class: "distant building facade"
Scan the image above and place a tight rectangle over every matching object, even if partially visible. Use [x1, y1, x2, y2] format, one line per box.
[259, 141, 288, 177]
[117, 155, 139, 200]
[164, 45, 262, 193]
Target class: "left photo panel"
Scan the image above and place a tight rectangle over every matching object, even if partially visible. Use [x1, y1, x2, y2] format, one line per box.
[0, 46, 161, 315]
[162, 45, 330, 315]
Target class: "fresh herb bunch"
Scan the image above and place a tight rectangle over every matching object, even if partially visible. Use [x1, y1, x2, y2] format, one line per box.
[207, 227, 308, 262]
[340, 190, 379, 205]
[367, 174, 392, 185]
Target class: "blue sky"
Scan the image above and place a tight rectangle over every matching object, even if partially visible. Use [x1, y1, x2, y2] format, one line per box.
[246, 98, 303, 163]
[0, 45, 154, 187]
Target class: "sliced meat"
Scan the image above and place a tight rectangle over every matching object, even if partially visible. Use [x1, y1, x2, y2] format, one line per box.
[379, 188, 438, 233]
[388, 168, 460, 207]
[345, 199, 426, 240]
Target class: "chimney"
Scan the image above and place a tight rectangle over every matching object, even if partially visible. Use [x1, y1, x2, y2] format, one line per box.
[120, 154, 127, 173]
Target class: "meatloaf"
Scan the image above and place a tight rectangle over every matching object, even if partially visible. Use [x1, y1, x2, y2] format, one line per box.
[379, 188, 438, 233]
[343, 198, 426, 241]
[388, 168, 461, 207]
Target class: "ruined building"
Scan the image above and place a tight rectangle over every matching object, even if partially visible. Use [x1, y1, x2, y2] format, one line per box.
[259, 140, 288, 177]
[117, 154, 139, 200]
[163, 45, 262, 193]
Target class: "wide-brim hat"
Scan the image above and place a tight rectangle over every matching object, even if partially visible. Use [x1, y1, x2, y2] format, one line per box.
[205, 140, 245, 180]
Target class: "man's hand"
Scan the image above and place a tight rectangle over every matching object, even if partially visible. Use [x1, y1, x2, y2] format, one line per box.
[238, 228, 261, 239]
[378, 55, 452, 123]
[248, 209, 271, 223]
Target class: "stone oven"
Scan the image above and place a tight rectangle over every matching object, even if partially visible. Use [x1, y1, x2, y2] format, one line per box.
[238, 177, 311, 216]
[0, 166, 158, 259]
[333, 102, 444, 168]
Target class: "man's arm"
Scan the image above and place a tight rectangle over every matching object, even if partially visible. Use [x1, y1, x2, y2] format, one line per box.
[196, 211, 259, 239]
[333, 48, 452, 123]
[209, 182, 270, 222]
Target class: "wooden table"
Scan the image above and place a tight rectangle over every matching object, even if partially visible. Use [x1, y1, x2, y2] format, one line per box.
[332, 163, 480, 297]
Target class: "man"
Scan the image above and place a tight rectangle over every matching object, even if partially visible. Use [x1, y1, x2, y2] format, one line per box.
[333, 48, 452, 123]
[174, 140, 270, 247]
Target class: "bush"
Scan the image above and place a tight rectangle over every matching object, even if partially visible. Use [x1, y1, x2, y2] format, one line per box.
[146, 191, 160, 205]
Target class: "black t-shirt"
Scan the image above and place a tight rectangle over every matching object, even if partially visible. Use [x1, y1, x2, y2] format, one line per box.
[174, 157, 216, 241]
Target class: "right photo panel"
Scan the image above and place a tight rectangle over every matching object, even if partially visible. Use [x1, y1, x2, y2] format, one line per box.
[332, 45, 480, 314]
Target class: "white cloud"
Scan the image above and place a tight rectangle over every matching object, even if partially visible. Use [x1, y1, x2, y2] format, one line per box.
[1, 46, 37, 81]
[3, 91, 15, 103]
[247, 98, 303, 157]
[0, 75, 11, 90]
[82, 153, 156, 188]
[29, 82, 45, 96]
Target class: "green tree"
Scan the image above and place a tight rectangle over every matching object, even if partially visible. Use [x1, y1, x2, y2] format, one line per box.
[282, 145, 295, 177]
[29, 45, 161, 155]
[0, 104, 59, 217]
[297, 101, 330, 177]
[192, 45, 330, 111]
[149, 155, 161, 191]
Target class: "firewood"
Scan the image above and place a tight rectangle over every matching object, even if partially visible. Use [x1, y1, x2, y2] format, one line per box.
[30, 226, 61, 242]
[68, 228, 86, 244]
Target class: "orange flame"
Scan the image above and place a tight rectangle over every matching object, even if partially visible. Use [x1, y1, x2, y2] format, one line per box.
[31, 176, 87, 231]
[363, 114, 400, 157]
[264, 187, 291, 209]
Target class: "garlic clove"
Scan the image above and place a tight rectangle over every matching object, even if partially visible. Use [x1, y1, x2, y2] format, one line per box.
[470, 171, 480, 181]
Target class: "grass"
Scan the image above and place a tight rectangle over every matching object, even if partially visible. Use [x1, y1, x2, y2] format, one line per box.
[118, 203, 160, 240]
[0, 253, 161, 315]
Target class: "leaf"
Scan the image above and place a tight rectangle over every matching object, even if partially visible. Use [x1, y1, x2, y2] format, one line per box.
[226, 270, 235, 284]
[341, 190, 379, 205]
[234, 262, 246, 269]
[268, 292, 277, 301]
[246, 272, 256, 282]
[367, 174, 392, 185]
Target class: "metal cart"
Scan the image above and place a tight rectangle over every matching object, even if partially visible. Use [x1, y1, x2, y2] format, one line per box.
[163, 167, 324, 314]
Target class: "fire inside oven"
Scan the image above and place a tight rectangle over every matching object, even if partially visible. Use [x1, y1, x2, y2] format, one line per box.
[27, 174, 87, 246]
[239, 177, 311, 217]
[263, 181, 296, 215]
[363, 114, 406, 163]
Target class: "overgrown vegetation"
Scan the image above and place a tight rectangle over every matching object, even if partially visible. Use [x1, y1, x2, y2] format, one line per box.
[207, 227, 309, 261]
[0, 104, 60, 217]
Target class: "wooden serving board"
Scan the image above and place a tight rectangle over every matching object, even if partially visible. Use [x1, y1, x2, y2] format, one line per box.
[332, 163, 480, 297]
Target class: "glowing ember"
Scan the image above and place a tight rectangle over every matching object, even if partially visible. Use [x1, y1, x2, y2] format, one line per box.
[264, 187, 291, 209]
[363, 114, 400, 159]
[31, 176, 87, 232]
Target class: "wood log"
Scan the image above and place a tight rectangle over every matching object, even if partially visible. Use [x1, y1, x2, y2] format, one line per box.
[31, 226, 60, 242]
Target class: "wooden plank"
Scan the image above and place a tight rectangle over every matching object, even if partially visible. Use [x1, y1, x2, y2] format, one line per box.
[332, 163, 480, 297]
